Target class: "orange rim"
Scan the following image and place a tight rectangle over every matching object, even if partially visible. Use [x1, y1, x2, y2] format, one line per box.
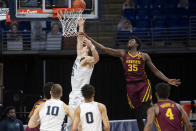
[53, 8, 83, 18]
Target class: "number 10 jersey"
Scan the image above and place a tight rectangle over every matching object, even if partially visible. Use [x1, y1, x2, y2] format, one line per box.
[39, 99, 66, 131]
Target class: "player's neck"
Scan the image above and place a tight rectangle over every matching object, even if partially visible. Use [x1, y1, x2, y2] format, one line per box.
[51, 96, 60, 100]
[85, 98, 94, 103]
[158, 98, 170, 102]
[128, 49, 138, 56]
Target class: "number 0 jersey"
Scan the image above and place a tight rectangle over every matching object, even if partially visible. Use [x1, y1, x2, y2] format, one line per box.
[122, 51, 147, 82]
[39, 99, 66, 131]
[80, 101, 102, 131]
[155, 100, 183, 131]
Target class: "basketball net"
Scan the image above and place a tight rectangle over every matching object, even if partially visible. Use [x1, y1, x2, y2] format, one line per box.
[55, 8, 83, 37]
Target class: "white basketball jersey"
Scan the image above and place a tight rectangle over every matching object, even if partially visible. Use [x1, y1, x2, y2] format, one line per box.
[39, 99, 66, 131]
[80, 101, 102, 131]
[71, 56, 93, 96]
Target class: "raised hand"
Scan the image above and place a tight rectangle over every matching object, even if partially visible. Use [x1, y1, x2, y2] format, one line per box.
[78, 18, 85, 27]
[168, 79, 181, 87]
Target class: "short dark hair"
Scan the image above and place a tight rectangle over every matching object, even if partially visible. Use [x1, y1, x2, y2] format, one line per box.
[81, 84, 95, 99]
[43, 82, 54, 99]
[130, 36, 142, 50]
[155, 83, 171, 99]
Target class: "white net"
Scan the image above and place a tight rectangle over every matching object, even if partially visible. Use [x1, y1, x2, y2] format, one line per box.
[57, 8, 83, 37]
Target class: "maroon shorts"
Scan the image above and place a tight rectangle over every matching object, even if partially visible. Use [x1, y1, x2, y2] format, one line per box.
[25, 125, 40, 131]
[126, 79, 152, 109]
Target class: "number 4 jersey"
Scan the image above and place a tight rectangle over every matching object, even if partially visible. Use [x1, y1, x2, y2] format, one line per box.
[155, 100, 183, 131]
[39, 99, 66, 131]
[123, 51, 147, 82]
[80, 101, 102, 131]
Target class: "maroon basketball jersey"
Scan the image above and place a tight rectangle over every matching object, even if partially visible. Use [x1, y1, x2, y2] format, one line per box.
[32, 98, 47, 113]
[25, 99, 47, 131]
[155, 100, 183, 131]
[122, 51, 147, 82]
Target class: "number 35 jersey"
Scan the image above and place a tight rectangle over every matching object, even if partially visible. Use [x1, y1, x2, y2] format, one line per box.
[122, 51, 147, 82]
[39, 99, 66, 131]
[80, 101, 102, 131]
[155, 100, 183, 131]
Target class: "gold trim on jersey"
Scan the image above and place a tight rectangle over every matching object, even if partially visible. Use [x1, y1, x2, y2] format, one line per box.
[142, 80, 151, 102]
[128, 51, 140, 58]
[127, 94, 135, 109]
[154, 118, 161, 131]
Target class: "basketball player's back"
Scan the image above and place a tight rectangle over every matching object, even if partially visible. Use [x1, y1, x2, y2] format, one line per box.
[39, 99, 66, 131]
[155, 100, 183, 131]
[80, 101, 102, 131]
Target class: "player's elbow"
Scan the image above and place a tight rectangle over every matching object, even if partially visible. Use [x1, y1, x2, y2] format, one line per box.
[144, 123, 153, 131]
[28, 123, 36, 128]
[104, 123, 110, 131]
[71, 126, 77, 131]
[95, 56, 99, 63]
[71, 128, 77, 131]
[186, 123, 193, 131]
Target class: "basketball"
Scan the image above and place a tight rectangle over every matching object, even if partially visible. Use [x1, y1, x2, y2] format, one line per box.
[72, 0, 86, 10]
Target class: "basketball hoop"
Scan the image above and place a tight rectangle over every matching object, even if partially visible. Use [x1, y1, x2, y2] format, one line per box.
[53, 8, 84, 37]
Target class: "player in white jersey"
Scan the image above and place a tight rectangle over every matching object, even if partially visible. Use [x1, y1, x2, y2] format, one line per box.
[28, 84, 74, 131]
[72, 84, 110, 131]
[67, 18, 99, 131]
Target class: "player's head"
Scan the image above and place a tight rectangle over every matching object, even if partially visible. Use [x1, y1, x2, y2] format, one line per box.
[43, 82, 54, 99]
[50, 84, 63, 99]
[127, 36, 141, 50]
[82, 44, 92, 56]
[155, 82, 171, 99]
[81, 84, 95, 99]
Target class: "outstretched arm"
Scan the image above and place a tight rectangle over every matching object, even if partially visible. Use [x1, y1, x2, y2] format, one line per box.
[176, 104, 193, 131]
[83, 38, 99, 64]
[71, 107, 81, 131]
[145, 53, 181, 86]
[77, 18, 85, 56]
[144, 107, 156, 131]
[84, 34, 125, 58]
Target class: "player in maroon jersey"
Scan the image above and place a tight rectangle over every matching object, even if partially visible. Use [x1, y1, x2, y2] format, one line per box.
[25, 82, 54, 131]
[83, 35, 181, 131]
[144, 83, 192, 131]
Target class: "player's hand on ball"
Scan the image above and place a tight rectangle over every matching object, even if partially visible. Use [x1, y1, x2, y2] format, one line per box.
[168, 79, 181, 87]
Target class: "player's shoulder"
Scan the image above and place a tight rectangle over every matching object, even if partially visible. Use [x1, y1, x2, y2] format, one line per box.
[140, 51, 148, 56]
[97, 102, 107, 111]
[147, 104, 158, 114]
[175, 103, 182, 111]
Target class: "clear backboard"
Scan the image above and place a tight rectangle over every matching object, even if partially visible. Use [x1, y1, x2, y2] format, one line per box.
[10, 0, 101, 20]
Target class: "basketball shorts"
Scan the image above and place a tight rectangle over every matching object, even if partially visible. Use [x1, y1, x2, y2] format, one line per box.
[127, 79, 152, 109]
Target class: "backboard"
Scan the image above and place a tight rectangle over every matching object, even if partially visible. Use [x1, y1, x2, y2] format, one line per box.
[10, 0, 101, 20]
